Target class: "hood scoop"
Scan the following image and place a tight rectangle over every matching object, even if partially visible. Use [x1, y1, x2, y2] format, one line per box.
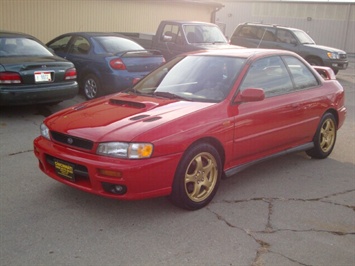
[129, 114, 162, 122]
[109, 98, 160, 110]
[109, 99, 146, 108]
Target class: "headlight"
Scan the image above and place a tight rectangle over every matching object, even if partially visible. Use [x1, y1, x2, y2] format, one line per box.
[327, 52, 339, 59]
[40, 123, 50, 140]
[97, 142, 153, 159]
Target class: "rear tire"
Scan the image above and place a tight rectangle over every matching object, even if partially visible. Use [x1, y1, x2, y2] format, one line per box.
[306, 112, 337, 159]
[170, 143, 222, 210]
[82, 74, 101, 100]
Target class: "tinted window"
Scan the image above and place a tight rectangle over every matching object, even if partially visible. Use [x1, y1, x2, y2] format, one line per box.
[48, 36, 72, 52]
[95, 36, 143, 53]
[236, 26, 276, 42]
[240, 56, 293, 97]
[0, 37, 53, 57]
[283, 56, 319, 90]
[69, 37, 90, 54]
[276, 29, 297, 44]
[162, 24, 184, 45]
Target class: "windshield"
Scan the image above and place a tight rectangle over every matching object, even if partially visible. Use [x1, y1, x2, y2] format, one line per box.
[95, 36, 144, 53]
[132, 55, 246, 102]
[293, 30, 315, 44]
[183, 24, 228, 44]
[0, 37, 53, 57]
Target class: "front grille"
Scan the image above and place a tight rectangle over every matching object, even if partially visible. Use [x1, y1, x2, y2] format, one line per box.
[51, 131, 93, 150]
[339, 54, 347, 60]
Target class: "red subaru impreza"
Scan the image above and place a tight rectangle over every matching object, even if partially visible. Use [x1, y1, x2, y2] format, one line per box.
[33, 49, 346, 210]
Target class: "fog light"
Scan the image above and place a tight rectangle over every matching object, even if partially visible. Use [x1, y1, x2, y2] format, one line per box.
[102, 182, 127, 195]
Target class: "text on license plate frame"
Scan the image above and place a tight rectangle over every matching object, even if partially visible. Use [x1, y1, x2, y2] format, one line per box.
[54, 159, 75, 181]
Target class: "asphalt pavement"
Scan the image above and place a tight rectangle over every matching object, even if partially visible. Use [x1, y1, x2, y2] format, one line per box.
[1, 59, 354, 266]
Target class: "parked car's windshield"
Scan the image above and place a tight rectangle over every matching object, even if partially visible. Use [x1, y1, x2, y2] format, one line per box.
[0, 37, 53, 57]
[133, 55, 245, 102]
[94, 36, 144, 53]
[183, 25, 228, 44]
[293, 30, 315, 44]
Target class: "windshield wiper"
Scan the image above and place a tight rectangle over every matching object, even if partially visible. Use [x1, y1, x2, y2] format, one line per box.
[154, 91, 190, 101]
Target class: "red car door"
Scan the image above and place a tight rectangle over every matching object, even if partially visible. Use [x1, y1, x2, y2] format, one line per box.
[230, 55, 320, 165]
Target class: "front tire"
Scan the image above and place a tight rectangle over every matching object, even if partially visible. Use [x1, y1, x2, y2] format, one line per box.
[82, 74, 101, 100]
[170, 143, 222, 210]
[306, 112, 337, 159]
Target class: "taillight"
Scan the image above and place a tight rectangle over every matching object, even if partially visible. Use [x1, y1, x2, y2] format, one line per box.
[110, 59, 126, 70]
[64, 68, 77, 80]
[0, 72, 22, 84]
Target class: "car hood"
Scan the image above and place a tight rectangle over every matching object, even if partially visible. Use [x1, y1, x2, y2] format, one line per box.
[45, 93, 215, 142]
[304, 44, 346, 54]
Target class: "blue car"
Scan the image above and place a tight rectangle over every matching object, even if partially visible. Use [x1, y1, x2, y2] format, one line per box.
[47, 32, 165, 99]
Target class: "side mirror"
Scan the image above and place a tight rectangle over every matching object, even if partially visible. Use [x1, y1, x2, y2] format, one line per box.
[163, 35, 173, 42]
[290, 39, 297, 46]
[234, 88, 265, 103]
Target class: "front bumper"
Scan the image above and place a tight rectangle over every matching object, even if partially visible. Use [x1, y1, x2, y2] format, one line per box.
[33, 136, 181, 200]
[323, 59, 348, 71]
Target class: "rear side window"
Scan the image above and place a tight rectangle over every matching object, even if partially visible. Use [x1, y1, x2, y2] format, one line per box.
[283, 56, 319, 90]
[234, 26, 258, 39]
[69, 37, 91, 54]
[235, 26, 277, 42]
[239, 56, 293, 97]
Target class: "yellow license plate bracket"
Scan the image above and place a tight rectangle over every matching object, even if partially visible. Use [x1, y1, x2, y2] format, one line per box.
[54, 159, 74, 181]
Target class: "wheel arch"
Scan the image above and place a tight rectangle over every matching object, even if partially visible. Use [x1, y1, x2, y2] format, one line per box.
[324, 108, 339, 128]
[305, 55, 324, 66]
[187, 137, 226, 168]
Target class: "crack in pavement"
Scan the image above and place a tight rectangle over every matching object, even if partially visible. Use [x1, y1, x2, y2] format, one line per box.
[8, 150, 33, 156]
[208, 188, 355, 265]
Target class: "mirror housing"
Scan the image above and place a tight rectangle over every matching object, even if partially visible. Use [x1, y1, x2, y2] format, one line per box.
[234, 88, 265, 103]
[163, 35, 173, 42]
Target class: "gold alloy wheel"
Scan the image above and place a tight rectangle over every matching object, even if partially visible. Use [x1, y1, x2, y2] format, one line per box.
[319, 118, 336, 153]
[184, 152, 218, 202]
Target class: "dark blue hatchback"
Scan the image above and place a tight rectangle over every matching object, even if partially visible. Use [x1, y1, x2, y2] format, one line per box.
[47, 32, 165, 99]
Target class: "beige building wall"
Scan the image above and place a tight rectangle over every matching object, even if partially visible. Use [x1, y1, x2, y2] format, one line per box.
[1, 0, 217, 43]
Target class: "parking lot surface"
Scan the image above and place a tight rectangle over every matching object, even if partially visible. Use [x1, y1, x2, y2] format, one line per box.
[1, 58, 354, 266]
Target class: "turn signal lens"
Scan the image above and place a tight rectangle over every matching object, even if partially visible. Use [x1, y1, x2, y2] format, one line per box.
[98, 169, 122, 178]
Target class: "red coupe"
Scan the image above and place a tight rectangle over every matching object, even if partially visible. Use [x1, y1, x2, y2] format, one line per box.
[33, 49, 346, 210]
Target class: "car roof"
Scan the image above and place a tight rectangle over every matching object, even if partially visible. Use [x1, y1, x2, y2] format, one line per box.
[238, 22, 302, 32]
[57, 32, 127, 38]
[0, 30, 38, 39]
[185, 48, 298, 59]
[161, 20, 219, 26]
